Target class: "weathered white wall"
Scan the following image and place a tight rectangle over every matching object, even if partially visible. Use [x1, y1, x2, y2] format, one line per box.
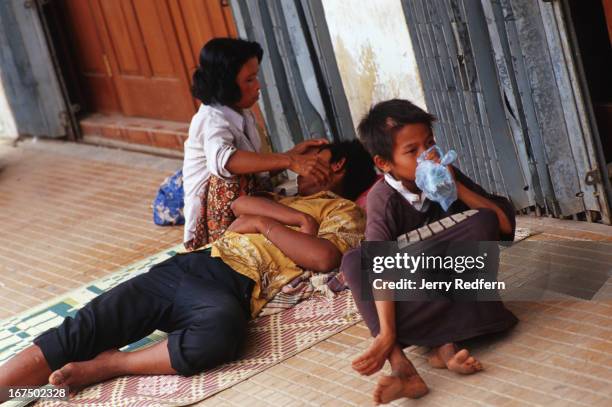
[322, 0, 427, 129]
[0, 78, 18, 139]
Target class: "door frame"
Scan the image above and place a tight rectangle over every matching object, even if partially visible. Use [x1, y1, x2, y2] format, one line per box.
[560, 0, 612, 223]
[36, 0, 81, 140]
[5, 0, 79, 140]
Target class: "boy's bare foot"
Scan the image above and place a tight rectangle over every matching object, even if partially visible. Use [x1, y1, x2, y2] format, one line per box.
[428, 343, 483, 374]
[373, 350, 429, 405]
[373, 373, 429, 405]
[352, 334, 395, 376]
[48, 350, 122, 395]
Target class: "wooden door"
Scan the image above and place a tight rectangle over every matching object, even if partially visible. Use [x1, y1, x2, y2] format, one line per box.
[59, 0, 238, 122]
[168, 0, 238, 78]
[91, 0, 196, 121]
[61, 0, 122, 114]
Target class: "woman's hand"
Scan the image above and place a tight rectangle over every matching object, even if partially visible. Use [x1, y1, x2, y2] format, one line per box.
[286, 153, 332, 186]
[266, 139, 330, 178]
[287, 138, 329, 155]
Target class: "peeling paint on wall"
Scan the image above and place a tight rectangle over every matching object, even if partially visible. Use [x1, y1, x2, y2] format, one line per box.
[322, 0, 426, 129]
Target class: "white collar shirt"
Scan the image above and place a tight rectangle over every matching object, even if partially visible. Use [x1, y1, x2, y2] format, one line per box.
[182, 104, 263, 243]
[384, 173, 430, 212]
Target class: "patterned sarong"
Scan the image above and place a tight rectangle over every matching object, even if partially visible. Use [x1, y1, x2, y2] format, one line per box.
[185, 174, 255, 250]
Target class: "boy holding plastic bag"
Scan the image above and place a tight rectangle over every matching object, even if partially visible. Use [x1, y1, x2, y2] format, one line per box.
[341, 99, 517, 404]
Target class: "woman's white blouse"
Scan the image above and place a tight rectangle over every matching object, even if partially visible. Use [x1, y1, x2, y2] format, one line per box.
[182, 104, 262, 243]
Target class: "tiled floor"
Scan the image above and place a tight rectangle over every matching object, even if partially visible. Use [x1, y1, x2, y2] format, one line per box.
[1, 139, 611, 406]
[0, 139, 183, 319]
[198, 220, 612, 406]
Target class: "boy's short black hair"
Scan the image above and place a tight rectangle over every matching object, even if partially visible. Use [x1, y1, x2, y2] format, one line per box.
[357, 99, 436, 161]
[319, 139, 377, 200]
[192, 38, 263, 106]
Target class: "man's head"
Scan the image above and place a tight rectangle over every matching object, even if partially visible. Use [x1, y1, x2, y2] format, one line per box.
[297, 139, 376, 200]
[358, 99, 436, 191]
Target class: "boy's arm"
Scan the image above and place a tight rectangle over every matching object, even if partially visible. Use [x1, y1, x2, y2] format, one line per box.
[456, 182, 512, 235]
[374, 300, 396, 338]
[451, 167, 513, 237]
[227, 215, 341, 272]
[231, 196, 318, 235]
[365, 186, 400, 241]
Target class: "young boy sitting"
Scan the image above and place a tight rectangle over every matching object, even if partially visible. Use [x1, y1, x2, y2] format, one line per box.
[0, 140, 376, 401]
[341, 99, 518, 404]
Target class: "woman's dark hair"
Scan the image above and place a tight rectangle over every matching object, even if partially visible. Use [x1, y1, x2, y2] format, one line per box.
[320, 139, 377, 201]
[357, 99, 436, 161]
[192, 38, 263, 106]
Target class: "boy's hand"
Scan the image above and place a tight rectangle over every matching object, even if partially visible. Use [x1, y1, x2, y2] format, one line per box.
[298, 213, 319, 236]
[425, 148, 440, 162]
[228, 213, 319, 237]
[447, 164, 457, 182]
[231, 195, 320, 235]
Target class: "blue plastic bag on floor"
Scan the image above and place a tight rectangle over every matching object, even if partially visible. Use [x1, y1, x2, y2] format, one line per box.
[415, 145, 458, 211]
[153, 169, 184, 226]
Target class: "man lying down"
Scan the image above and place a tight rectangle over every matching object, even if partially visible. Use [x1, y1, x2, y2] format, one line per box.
[0, 140, 377, 399]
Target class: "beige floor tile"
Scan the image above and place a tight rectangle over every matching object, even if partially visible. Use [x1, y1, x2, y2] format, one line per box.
[0, 141, 183, 320]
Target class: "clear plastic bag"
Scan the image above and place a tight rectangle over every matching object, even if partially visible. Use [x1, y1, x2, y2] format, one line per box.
[415, 145, 458, 211]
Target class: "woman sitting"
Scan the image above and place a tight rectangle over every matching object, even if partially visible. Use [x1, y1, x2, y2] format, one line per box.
[184, 37, 331, 249]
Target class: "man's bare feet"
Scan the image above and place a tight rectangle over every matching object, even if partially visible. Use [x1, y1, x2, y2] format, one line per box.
[428, 343, 483, 374]
[352, 334, 395, 376]
[48, 350, 122, 395]
[373, 348, 429, 405]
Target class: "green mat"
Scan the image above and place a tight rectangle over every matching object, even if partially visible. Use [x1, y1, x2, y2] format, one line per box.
[0, 244, 183, 366]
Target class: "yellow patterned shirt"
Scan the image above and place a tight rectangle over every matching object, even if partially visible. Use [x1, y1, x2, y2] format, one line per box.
[206, 191, 365, 318]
